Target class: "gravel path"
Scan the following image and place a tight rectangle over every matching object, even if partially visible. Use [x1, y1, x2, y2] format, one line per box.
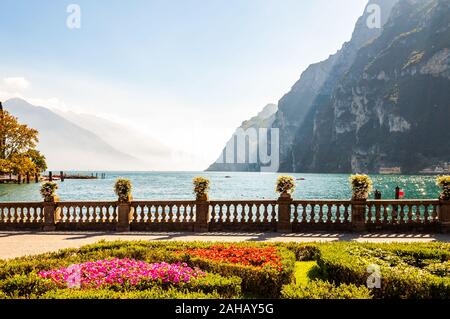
[0, 231, 449, 260]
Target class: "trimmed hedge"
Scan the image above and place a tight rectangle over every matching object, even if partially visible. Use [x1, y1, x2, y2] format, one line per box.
[39, 287, 222, 299]
[317, 242, 450, 299]
[281, 280, 372, 299]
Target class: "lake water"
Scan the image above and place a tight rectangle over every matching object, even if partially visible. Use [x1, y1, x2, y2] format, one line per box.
[0, 172, 442, 202]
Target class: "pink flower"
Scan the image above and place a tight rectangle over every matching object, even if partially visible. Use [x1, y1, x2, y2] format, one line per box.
[38, 258, 205, 289]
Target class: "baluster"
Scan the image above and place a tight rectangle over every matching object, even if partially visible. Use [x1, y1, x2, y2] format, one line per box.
[374, 204, 381, 224]
[299, 204, 306, 223]
[248, 204, 254, 223]
[167, 205, 173, 222]
[431, 204, 438, 222]
[318, 204, 324, 223]
[272, 204, 277, 222]
[261, 204, 267, 223]
[255, 204, 261, 223]
[292, 204, 298, 224]
[335, 204, 341, 224]
[407, 205, 413, 224]
[327, 204, 333, 223]
[218, 204, 223, 222]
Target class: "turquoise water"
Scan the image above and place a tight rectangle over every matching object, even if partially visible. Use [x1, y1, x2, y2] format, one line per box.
[0, 172, 442, 202]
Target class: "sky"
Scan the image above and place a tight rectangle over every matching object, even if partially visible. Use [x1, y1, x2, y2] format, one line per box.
[0, 0, 368, 170]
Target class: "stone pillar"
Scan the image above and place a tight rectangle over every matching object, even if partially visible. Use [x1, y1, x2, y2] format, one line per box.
[277, 194, 292, 233]
[439, 200, 450, 233]
[351, 200, 367, 232]
[194, 200, 210, 232]
[43, 202, 57, 231]
[116, 203, 131, 232]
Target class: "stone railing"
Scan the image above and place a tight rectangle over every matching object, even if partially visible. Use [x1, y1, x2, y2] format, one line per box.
[0, 197, 449, 233]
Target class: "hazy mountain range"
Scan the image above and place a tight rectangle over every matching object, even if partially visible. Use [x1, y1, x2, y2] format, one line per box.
[4, 98, 172, 171]
[211, 0, 450, 174]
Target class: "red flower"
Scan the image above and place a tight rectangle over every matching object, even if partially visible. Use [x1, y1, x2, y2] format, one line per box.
[182, 246, 283, 271]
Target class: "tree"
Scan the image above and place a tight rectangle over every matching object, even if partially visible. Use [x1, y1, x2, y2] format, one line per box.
[0, 101, 46, 177]
[0, 108, 38, 161]
[25, 149, 47, 173]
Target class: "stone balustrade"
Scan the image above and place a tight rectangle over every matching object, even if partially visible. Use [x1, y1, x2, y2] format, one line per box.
[0, 197, 449, 233]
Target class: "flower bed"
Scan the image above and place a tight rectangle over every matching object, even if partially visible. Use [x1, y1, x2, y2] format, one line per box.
[1, 241, 450, 299]
[182, 246, 283, 270]
[179, 244, 295, 298]
[38, 259, 205, 289]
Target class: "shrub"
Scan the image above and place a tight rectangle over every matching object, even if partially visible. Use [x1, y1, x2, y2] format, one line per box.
[317, 243, 450, 299]
[0, 273, 57, 298]
[279, 243, 320, 261]
[349, 175, 373, 200]
[40, 182, 58, 202]
[436, 176, 450, 200]
[114, 178, 132, 202]
[193, 177, 210, 200]
[39, 287, 221, 299]
[281, 280, 372, 299]
[275, 176, 295, 196]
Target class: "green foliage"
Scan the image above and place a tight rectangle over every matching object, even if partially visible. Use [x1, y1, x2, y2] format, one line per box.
[281, 280, 372, 299]
[39, 287, 221, 299]
[0, 273, 57, 298]
[114, 178, 132, 202]
[316, 242, 450, 299]
[275, 176, 296, 195]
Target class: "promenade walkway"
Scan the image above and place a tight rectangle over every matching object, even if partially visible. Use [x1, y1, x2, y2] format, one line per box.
[0, 231, 449, 260]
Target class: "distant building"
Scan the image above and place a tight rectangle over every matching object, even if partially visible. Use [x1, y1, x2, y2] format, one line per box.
[379, 167, 402, 175]
[419, 163, 450, 174]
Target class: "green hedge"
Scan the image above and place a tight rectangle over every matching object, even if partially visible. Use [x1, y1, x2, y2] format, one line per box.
[317, 242, 450, 299]
[281, 280, 372, 299]
[39, 287, 221, 299]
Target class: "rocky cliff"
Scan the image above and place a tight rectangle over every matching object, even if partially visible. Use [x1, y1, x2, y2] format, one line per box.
[210, 0, 450, 174]
[291, 0, 450, 173]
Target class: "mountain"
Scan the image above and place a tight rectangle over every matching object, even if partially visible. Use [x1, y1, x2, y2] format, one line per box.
[207, 103, 278, 171]
[273, 0, 399, 172]
[3, 98, 145, 170]
[52, 109, 174, 169]
[291, 0, 450, 173]
[209, 0, 450, 174]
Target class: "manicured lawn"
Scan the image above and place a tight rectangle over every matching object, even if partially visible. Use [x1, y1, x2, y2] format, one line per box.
[0, 241, 449, 299]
